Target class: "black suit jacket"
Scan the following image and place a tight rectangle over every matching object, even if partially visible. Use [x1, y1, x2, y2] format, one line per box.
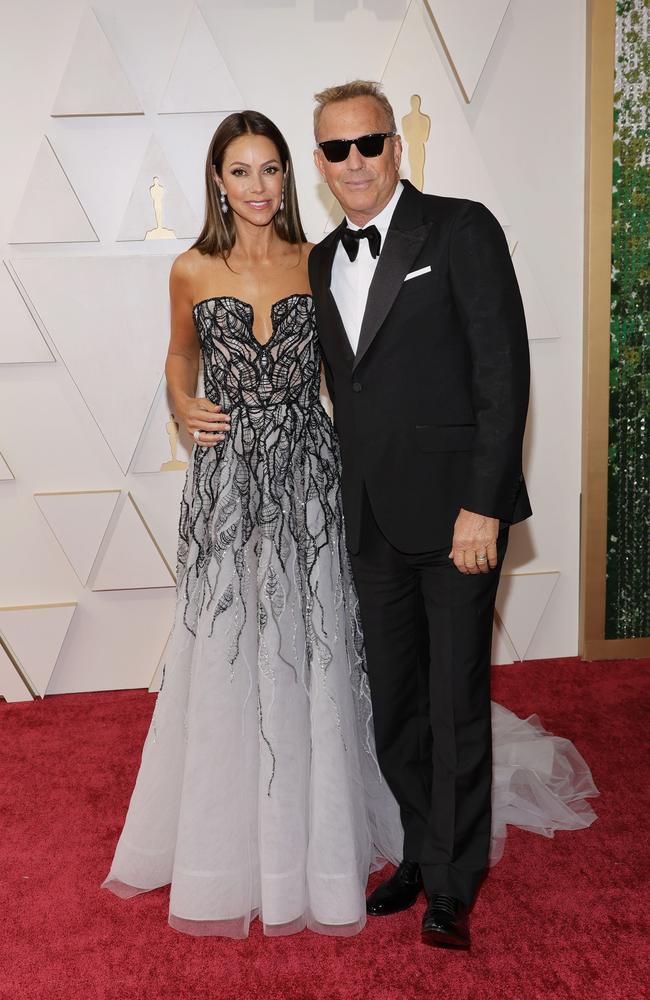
[308, 179, 532, 554]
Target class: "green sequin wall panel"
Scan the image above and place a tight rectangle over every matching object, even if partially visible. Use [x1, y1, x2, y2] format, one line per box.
[606, 0, 650, 638]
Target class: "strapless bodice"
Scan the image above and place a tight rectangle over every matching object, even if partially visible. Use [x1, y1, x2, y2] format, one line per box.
[192, 293, 320, 414]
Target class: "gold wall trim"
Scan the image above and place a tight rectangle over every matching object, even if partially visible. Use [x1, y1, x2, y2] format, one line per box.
[584, 637, 650, 660]
[0, 601, 77, 612]
[580, 0, 650, 659]
[33, 489, 121, 497]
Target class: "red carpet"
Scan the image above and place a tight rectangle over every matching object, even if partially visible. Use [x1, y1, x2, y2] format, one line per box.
[2, 658, 649, 1000]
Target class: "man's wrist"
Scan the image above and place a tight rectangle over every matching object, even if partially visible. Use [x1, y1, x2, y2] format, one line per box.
[459, 507, 499, 522]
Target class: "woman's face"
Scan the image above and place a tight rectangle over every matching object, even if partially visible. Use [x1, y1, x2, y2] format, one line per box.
[216, 134, 285, 228]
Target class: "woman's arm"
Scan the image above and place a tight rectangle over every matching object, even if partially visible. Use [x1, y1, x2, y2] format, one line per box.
[165, 254, 230, 446]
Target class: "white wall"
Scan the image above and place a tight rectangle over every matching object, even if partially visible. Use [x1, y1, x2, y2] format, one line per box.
[0, 0, 586, 700]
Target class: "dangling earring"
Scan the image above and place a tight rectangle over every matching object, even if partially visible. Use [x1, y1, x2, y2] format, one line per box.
[220, 189, 228, 214]
[280, 184, 285, 212]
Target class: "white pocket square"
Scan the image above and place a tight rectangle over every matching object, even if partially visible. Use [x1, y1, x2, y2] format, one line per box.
[404, 265, 432, 282]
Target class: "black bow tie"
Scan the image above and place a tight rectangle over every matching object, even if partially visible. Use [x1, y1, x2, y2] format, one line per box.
[340, 224, 381, 262]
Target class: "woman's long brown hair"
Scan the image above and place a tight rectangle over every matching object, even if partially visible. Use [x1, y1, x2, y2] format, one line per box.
[192, 110, 306, 258]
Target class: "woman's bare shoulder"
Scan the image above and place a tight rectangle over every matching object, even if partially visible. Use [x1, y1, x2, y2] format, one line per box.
[171, 248, 226, 297]
[171, 247, 210, 280]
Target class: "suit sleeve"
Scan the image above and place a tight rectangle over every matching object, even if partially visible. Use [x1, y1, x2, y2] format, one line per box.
[448, 200, 530, 522]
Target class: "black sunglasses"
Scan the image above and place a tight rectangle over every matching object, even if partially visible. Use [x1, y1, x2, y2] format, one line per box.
[318, 131, 396, 163]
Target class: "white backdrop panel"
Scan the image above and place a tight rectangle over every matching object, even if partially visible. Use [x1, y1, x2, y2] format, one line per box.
[496, 573, 560, 661]
[382, 0, 508, 221]
[0, 262, 55, 364]
[9, 137, 99, 245]
[51, 7, 143, 117]
[510, 243, 560, 342]
[130, 472, 187, 570]
[0, 373, 121, 487]
[159, 4, 243, 114]
[425, 0, 511, 101]
[0, 0, 587, 696]
[117, 136, 201, 240]
[0, 644, 33, 703]
[34, 490, 121, 585]
[46, 588, 177, 693]
[91, 493, 175, 590]
[130, 376, 192, 473]
[0, 603, 77, 696]
[13, 255, 174, 472]
[0, 452, 14, 481]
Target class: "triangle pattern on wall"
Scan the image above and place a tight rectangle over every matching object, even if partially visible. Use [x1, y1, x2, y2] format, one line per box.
[0, 451, 14, 481]
[0, 261, 54, 364]
[381, 0, 508, 222]
[492, 613, 518, 665]
[321, 191, 346, 236]
[9, 137, 99, 244]
[34, 490, 121, 586]
[91, 493, 175, 591]
[160, 4, 243, 114]
[149, 628, 172, 692]
[130, 471, 186, 573]
[496, 571, 560, 661]
[424, 0, 511, 102]
[0, 603, 77, 697]
[51, 7, 143, 117]
[510, 242, 560, 341]
[130, 375, 191, 474]
[46, 589, 177, 694]
[117, 135, 201, 241]
[12, 254, 173, 473]
[0, 641, 33, 703]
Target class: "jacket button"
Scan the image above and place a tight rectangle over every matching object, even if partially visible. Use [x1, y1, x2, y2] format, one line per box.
[352, 382, 362, 392]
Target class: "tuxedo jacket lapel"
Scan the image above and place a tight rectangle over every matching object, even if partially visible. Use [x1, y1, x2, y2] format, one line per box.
[353, 181, 433, 372]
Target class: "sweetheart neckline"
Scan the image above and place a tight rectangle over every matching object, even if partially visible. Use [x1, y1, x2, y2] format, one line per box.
[192, 293, 313, 350]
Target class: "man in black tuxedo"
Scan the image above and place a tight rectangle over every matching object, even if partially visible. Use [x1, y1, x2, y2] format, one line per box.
[309, 81, 531, 950]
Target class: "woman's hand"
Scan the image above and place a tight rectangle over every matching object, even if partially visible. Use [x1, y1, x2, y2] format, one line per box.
[178, 395, 231, 447]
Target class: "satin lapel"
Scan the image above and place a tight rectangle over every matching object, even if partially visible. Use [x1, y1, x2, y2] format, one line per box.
[353, 222, 431, 372]
[314, 223, 355, 367]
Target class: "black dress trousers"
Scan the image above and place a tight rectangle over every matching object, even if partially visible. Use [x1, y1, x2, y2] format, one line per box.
[350, 491, 509, 906]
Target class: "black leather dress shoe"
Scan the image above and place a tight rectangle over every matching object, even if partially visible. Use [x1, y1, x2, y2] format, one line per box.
[366, 861, 423, 916]
[421, 894, 470, 949]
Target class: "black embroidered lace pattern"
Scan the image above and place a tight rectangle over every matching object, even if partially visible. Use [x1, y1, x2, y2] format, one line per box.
[158, 294, 367, 788]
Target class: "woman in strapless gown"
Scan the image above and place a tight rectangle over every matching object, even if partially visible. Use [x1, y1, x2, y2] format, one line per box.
[101, 112, 598, 939]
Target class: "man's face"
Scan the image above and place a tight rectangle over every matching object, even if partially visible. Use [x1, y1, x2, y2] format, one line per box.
[314, 96, 402, 226]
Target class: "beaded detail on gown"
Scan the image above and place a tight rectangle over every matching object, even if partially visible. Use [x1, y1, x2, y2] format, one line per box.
[101, 293, 598, 938]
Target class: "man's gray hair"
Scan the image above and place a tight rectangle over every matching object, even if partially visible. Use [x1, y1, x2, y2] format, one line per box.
[313, 80, 397, 138]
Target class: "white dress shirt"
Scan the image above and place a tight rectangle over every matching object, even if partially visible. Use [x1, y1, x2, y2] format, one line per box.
[330, 182, 404, 354]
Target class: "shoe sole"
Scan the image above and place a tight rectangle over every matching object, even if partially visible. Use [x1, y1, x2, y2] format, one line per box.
[421, 929, 470, 951]
[366, 891, 423, 917]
